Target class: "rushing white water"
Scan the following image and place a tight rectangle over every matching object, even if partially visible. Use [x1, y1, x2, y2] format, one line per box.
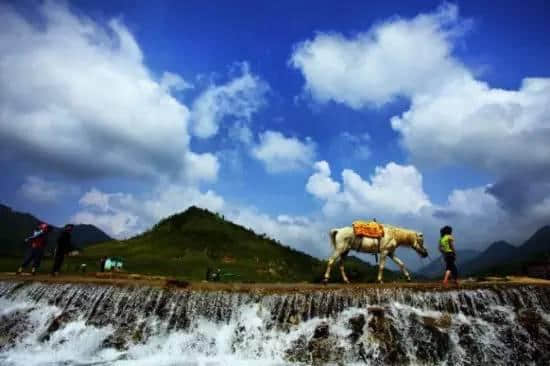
[1, 281, 549, 365]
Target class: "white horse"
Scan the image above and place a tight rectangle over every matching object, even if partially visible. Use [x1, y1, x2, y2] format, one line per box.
[323, 224, 428, 283]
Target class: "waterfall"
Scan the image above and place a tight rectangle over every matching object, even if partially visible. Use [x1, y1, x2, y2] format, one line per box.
[1, 280, 549, 365]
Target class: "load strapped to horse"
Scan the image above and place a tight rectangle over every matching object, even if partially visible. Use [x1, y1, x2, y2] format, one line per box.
[352, 220, 384, 262]
[324, 220, 428, 284]
[352, 220, 384, 238]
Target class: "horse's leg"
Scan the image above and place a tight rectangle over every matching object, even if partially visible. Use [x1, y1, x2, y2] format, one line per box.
[339, 250, 350, 284]
[377, 251, 388, 284]
[389, 252, 411, 282]
[324, 250, 342, 283]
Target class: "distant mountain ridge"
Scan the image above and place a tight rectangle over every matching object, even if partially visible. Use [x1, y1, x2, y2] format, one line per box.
[0, 203, 112, 255]
[416, 225, 550, 278]
[417, 249, 480, 278]
[462, 226, 550, 276]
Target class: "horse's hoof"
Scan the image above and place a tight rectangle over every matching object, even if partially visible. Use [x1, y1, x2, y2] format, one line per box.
[322, 278, 329, 285]
[406, 278, 412, 282]
[344, 280, 351, 284]
[377, 280, 384, 284]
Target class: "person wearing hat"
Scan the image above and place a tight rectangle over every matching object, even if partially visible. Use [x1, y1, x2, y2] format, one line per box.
[17, 223, 51, 275]
[51, 224, 75, 276]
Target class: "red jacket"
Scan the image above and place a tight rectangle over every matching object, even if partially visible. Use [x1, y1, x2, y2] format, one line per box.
[26, 229, 48, 249]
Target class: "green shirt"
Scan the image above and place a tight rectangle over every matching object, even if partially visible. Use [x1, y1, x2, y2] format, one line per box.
[439, 234, 454, 253]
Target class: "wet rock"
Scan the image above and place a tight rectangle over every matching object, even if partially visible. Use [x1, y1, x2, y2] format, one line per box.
[421, 314, 451, 329]
[288, 314, 300, 325]
[285, 326, 344, 365]
[456, 323, 487, 365]
[313, 322, 329, 339]
[347, 314, 365, 343]
[517, 308, 542, 337]
[368, 306, 385, 316]
[307, 336, 345, 365]
[285, 335, 308, 363]
[409, 313, 450, 363]
[0, 309, 33, 350]
[39, 311, 77, 342]
[480, 307, 510, 325]
[102, 326, 130, 350]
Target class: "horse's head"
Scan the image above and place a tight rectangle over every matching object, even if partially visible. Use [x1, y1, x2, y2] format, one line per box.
[414, 232, 428, 258]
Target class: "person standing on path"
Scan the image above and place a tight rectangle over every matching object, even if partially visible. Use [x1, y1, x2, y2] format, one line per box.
[17, 223, 51, 275]
[51, 224, 75, 276]
[439, 225, 459, 286]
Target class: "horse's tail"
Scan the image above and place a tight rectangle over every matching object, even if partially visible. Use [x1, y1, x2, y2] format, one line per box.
[329, 229, 338, 249]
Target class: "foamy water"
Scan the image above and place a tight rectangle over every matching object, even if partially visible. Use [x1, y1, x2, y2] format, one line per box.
[1, 281, 549, 365]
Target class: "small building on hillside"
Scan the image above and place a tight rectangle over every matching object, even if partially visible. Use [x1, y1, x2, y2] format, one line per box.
[525, 258, 550, 279]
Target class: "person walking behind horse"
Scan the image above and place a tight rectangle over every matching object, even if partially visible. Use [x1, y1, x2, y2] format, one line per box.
[51, 224, 75, 276]
[17, 223, 51, 275]
[439, 225, 458, 286]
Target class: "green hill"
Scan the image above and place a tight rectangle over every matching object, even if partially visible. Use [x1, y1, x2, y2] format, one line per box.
[80, 206, 398, 282]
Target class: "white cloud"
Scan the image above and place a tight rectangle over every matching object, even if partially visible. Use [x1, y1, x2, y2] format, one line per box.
[251, 130, 316, 173]
[0, 2, 213, 182]
[306, 161, 340, 199]
[391, 77, 550, 176]
[190, 63, 269, 138]
[160, 71, 193, 93]
[291, 3, 550, 216]
[224, 206, 327, 257]
[444, 185, 500, 217]
[290, 3, 466, 107]
[18, 176, 79, 203]
[72, 185, 224, 238]
[308, 161, 431, 216]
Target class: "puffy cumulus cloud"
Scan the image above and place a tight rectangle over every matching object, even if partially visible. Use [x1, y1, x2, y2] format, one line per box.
[391, 78, 550, 181]
[432, 184, 550, 250]
[290, 3, 466, 107]
[291, 3, 550, 217]
[306, 161, 340, 199]
[308, 161, 431, 216]
[251, 131, 316, 173]
[224, 206, 328, 257]
[190, 63, 269, 138]
[72, 185, 224, 238]
[182, 151, 220, 183]
[0, 2, 210, 182]
[18, 176, 79, 203]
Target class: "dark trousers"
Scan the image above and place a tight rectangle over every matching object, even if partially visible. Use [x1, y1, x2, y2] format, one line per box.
[52, 253, 65, 273]
[21, 247, 44, 269]
[444, 252, 458, 280]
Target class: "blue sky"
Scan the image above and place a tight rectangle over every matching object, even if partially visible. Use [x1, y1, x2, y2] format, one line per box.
[1, 0, 549, 269]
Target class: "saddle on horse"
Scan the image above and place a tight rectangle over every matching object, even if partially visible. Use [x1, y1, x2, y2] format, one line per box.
[352, 220, 384, 263]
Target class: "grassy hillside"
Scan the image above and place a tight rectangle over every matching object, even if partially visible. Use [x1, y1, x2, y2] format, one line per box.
[74, 206, 399, 282]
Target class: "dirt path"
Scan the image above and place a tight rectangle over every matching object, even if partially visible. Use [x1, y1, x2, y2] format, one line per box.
[1, 272, 549, 294]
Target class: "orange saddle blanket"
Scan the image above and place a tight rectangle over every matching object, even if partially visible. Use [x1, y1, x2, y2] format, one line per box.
[352, 220, 384, 239]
